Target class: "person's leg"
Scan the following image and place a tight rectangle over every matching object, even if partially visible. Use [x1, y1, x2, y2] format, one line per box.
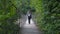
[29, 16, 31, 24]
[28, 16, 30, 24]
[29, 18, 30, 24]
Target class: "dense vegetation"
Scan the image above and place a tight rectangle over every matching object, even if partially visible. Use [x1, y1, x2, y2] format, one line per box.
[0, 0, 21, 34]
[0, 0, 60, 34]
[0, 0, 31, 34]
[30, 0, 60, 34]
[42, 0, 60, 34]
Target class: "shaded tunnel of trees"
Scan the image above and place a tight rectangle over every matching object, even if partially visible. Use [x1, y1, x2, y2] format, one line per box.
[0, 0, 60, 34]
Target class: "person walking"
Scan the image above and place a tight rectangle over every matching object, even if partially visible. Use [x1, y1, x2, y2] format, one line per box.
[28, 14, 31, 24]
[27, 10, 32, 24]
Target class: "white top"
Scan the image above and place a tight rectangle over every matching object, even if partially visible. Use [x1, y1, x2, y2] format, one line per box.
[28, 13, 31, 16]
[27, 11, 31, 16]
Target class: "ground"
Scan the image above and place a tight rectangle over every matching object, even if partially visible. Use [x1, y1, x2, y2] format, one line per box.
[18, 15, 43, 34]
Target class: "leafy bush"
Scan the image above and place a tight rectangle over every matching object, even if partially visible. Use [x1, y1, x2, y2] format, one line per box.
[0, 0, 20, 34]
[30, 0, 60, 34]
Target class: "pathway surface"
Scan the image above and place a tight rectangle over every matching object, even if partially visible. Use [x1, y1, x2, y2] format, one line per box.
[20, 18, 43, 34]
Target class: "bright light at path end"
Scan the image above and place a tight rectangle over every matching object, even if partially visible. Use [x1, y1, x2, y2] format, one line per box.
[25, 18, 34, 24]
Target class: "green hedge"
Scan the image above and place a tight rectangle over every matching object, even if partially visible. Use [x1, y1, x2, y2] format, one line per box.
[0, 0, 20, 34]
[30, 0, 60, 34]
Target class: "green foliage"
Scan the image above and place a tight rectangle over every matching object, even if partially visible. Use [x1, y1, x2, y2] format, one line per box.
[0, 22, 20, 34]
[0, 0, 20, 34]
[42, 0, 60, 34]
[0, 0, 60, 34]
[19, 0, 31, 14]
[30, 0, 60, 34]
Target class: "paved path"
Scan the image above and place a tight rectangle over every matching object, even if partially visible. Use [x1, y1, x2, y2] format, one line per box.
[20, 19, 43, 34]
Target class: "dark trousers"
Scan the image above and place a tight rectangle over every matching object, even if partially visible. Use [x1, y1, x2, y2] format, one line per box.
[28, 16, 31, 24]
